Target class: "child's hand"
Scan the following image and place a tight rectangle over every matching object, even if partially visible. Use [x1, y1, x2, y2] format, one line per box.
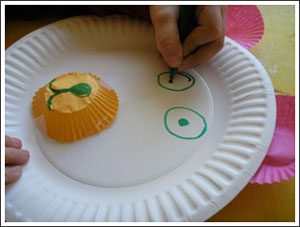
[150, 6, 182, 68]
[5, 135, 30, 185]
[150, 5, 226, 70]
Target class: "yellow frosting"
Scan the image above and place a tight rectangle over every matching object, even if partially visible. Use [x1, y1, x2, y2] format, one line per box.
[44, 72, 99, 113]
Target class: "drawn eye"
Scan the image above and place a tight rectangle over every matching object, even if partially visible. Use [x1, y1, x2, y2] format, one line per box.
[164, 107, 207, 140]
[157, 71, 195, 92]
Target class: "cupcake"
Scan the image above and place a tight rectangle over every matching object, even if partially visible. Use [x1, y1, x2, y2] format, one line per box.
[32, 72, 119, 142]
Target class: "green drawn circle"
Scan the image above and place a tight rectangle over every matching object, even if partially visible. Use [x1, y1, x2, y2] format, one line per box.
[164, 107, 207, 140]
[157, 72, 195, 92]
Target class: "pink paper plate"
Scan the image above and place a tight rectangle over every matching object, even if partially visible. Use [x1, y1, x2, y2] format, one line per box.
[226, 5, 264, 49]
[250, 95, 295, 184]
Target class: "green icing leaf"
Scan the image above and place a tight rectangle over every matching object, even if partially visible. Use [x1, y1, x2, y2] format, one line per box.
[70, 83, 92, 97]
[47, 80, 92, 110]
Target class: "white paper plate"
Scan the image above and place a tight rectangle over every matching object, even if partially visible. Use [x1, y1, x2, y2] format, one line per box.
[5, 15, 276, 222]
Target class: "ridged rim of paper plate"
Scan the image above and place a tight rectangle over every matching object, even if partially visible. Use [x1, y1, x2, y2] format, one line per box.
[5, 16, 276, 222]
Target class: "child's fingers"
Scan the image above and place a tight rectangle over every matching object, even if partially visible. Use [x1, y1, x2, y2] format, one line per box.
[5, 147, 30, 165]
[179, 37, 225, 71]
[183, 6, 224, 57]
[5, 135, 22, 149]
[150, 5, 183, 68]
[5, 166, 23, 185]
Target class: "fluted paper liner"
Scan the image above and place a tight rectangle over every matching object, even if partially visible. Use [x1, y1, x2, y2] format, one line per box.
[250, 95, 295, 184]
[32, 72, 119, 142]
[226, 5, 264, 49]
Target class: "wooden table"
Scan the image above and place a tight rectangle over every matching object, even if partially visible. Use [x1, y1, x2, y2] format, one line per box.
[5, 5, 295, 222]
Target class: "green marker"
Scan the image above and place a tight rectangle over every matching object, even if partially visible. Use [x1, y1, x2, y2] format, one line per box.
[169, 5, 197, 83]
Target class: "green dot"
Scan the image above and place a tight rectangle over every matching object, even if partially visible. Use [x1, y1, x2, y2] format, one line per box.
[164, 107, 207, 140]
[178, 118, 190, 127]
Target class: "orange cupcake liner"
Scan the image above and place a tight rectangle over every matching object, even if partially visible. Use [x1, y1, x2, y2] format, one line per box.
[32, 72, 119, 142]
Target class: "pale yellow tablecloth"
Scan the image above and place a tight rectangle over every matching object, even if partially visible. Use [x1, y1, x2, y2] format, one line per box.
[5, 5, 295, 222]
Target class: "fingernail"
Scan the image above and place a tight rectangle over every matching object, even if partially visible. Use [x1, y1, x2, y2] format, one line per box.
[169, 55, 182, 67]
[21, 149, 30, 160]
[161, 45, 182, 67]
[5, 166, 23, 184]
[11, 166, 22, 175]
[12, 138, 22, 147]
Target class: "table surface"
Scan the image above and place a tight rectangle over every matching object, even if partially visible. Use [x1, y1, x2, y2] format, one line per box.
[5, 5, 295, 222]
